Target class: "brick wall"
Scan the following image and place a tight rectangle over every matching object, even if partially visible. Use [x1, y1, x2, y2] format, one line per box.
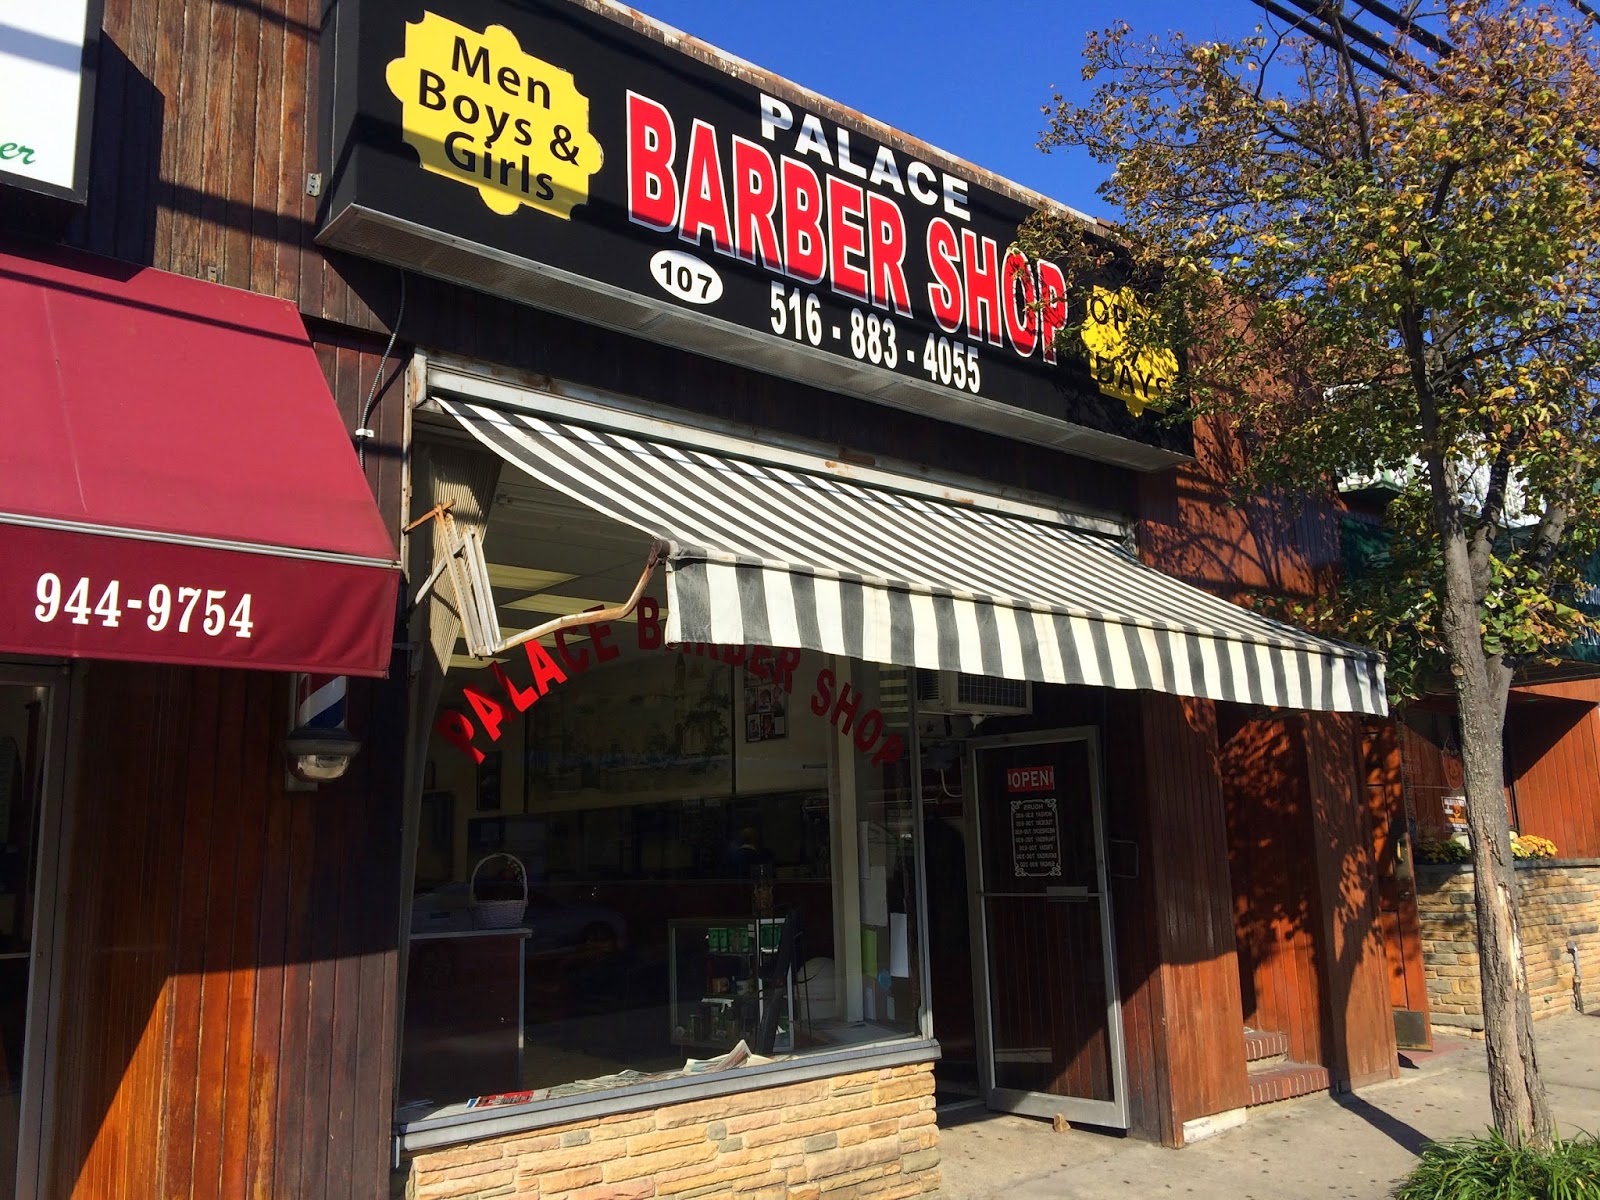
[1416, 861, 1600, 1033]
[397, 1062, 940, 1199]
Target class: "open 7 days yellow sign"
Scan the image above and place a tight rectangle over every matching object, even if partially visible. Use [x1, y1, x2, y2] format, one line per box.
[1080, 286, 1178, 416]
[385, 11, 601, 218]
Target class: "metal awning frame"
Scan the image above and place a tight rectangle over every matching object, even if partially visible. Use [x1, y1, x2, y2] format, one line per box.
[406, 501, 663, 660]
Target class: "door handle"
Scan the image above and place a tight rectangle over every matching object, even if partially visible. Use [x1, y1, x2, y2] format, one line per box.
[1046, 886, 1094, 901]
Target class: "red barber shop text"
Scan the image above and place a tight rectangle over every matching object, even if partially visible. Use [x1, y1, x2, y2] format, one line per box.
[625, 90, 1071, 364]
[434, 595, 903, 769]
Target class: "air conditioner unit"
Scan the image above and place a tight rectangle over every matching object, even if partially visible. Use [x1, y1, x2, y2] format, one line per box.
[915, 669, 1032, 717]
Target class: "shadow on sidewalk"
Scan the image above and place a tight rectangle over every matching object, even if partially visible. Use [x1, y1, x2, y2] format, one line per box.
[1334, 1093, 1432, 1156]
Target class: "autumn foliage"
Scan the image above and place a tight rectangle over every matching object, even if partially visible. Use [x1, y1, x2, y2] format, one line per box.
[1030, 0, 1599, 1150]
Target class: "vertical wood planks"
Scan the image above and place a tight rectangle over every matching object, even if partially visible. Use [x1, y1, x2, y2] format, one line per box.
[1138, 418, 1344, 600]
[146, 0, 185, 269]
[1139, 693, 1251, 1136]
[248, 0, 287, 297]
[1218, 711, 1327, 1068]
[312, 329, 408, 555]
[1505, 693, 1600, 858]
[1362, 719, 1431, 1018]
[1099, 692, 1173, 1145]
[44, 662, 401, 1200]
[1305, 715, 1399, 1088]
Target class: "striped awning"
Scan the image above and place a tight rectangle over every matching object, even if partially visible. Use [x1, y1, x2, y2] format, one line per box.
[440, 400, 1386, 716]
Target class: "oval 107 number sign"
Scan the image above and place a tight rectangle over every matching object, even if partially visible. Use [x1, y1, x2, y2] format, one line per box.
[650, 249, 723, 305]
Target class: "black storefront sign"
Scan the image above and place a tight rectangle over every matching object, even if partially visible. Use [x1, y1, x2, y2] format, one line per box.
[320, 0, 1190, 464]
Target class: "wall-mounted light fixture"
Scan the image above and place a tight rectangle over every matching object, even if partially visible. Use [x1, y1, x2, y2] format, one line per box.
[286, 723, 362, 783]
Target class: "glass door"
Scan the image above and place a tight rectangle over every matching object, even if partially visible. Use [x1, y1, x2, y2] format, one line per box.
[968, 730, 1127, 1129]
[0, 670, 67, 1200]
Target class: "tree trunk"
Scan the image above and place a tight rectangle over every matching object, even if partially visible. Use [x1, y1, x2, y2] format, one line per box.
[1438, 536, 1553, 1149]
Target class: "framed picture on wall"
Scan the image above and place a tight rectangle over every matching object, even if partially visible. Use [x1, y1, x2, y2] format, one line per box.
[743, 672, 788, 743]
[417, 790, 456, 887]
[477, 750, 503, 812]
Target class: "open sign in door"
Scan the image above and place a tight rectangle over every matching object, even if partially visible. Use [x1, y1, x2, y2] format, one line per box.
[968, 730, 1128, 1128]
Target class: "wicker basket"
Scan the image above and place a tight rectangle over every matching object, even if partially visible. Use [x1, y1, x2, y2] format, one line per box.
[469, 853, 528, 929]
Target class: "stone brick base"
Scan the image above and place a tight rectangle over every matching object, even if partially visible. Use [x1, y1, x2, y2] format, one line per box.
[1416, 860, 1600, 1033]
[398, 1062, 940, 1200]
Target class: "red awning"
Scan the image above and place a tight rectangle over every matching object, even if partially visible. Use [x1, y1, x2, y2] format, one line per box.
[0, 243, 400, 677]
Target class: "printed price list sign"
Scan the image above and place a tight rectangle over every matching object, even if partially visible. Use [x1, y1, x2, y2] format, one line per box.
[1010, 796, 1062, 878]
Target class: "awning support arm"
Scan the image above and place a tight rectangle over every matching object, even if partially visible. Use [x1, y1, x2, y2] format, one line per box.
[406, 502, 665, 659]
[404, 502, 456, 615]
[494, 539, 663, 654]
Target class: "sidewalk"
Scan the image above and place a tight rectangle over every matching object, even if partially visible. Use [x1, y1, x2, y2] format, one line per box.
[934, 1012, 1600, 1199]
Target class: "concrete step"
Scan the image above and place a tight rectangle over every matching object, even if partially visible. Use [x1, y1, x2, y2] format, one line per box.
[1243, 1028, 1290, 1064]
[1246, 1060, 1330, 1107]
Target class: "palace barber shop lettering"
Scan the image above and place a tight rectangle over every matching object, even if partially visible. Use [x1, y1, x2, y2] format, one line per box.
[435, 596, 901, 769]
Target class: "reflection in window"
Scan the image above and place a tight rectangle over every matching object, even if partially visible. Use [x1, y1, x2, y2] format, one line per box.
[401, 642, 925, 1116]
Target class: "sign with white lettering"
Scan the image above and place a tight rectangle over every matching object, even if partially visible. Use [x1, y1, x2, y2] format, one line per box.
[1010, 796, 1062, 878]
[1005, 765, 1055, 794]
[0, 522, 394, 676]
[320, 0, 1190, 466]
[0, 0, 100, 203]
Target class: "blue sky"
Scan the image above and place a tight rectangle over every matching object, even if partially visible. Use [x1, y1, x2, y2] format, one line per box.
[636, 1, 1274, 220]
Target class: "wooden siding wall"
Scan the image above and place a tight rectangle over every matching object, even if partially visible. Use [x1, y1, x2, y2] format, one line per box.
[311, 323, 409, 556]
[1398, 691, 1600, 858]
[1218, 711, 1329, 1068]
[1505, 693, 1600, 858]
[1097, 690, 1182, 1144]
[1397, 710, 1463, 836]
[60, 0, 1137, 524]
[1362, 719, 1429, 1015]
[46, 659, 405, 1200]
[1137, 694, 1252, 1136]
[1217, 710, 1397, 1090]
[1304, 716, 1398, 1089]
[1138, 418, 1343, 601]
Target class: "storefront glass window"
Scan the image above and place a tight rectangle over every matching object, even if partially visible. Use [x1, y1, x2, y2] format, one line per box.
[401, 573, 927, 1116]
[845, 663, 922, 1035]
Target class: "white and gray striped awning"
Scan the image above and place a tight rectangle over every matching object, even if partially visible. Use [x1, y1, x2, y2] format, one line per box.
[440, 400, 1386, 716]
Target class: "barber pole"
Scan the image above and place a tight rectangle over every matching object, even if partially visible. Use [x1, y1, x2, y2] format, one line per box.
[295, 673, 349, 732]
[286, 673, 362, 786]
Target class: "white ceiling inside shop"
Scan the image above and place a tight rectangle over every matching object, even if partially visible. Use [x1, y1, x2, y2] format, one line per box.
[447, 468, 663, 671]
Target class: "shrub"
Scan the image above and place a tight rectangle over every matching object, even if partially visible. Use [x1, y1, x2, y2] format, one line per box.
[1393, 1130, 1600, 1199]
[1418, 837, 1471, 864]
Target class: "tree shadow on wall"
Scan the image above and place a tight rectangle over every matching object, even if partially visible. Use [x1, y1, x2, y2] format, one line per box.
[1217, 701, 1429, 1156]
[1138, 419, 1346, 604]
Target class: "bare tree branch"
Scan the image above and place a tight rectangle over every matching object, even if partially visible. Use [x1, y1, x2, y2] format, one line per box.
[1468, 441, 1516, 594]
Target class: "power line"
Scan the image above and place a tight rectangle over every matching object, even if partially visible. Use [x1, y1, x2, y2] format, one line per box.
[1345, 0, 1454, 58]
[1254, 0, 1416, 85]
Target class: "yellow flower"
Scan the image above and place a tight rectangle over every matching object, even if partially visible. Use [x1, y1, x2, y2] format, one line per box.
[1510, 833, 1558, 859]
